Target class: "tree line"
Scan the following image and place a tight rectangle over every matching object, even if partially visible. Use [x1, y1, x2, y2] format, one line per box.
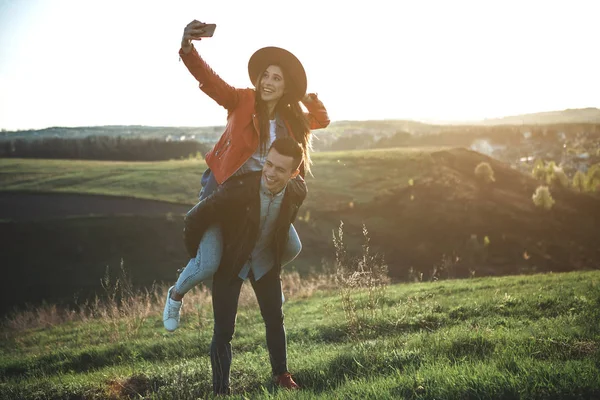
[0, 136, 211, 161]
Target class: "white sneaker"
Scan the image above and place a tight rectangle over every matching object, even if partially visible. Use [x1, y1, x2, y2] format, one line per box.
[163, 286, 182, 332]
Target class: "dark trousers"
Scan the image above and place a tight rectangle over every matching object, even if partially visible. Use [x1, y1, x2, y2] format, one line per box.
[210, 267, 287, 394]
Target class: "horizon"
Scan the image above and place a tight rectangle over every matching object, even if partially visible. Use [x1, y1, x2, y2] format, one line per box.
[1, 0, 599, 131]
[3, 106, 599, 132]
[2, 105, 600, 133]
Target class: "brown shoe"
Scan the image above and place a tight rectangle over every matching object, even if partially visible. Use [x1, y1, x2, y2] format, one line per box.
[273, 372, 300, 390]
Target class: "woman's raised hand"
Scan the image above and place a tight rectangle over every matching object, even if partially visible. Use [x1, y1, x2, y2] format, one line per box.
[181, 20, 209, 53]
[302, 93, 316, 103]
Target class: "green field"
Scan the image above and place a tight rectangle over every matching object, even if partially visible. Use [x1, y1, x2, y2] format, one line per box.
[0, 158, 206, 204]
[0, 148, 443, 209]
[1, 270, 599, 399]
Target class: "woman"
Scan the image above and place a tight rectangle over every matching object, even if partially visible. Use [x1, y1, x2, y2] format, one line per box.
[163, 20, 330, 331]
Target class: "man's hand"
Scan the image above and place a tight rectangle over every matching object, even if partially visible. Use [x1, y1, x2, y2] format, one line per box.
[181, 20, 209, 54]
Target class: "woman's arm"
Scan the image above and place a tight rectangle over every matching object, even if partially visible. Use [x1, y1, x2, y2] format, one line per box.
[302, 93, 330, 129]
[179, 20, 240, 110]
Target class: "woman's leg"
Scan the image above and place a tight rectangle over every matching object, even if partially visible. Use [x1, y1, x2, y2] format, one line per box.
[175, 168, 222, 296]
[164, 169, 223, 331]
[163, 223, 223, 331]
[174, 223, 223, 296]
[279, 224, 302, 305]
[281, 224, 302, 267]
[199, 168, 219, 200]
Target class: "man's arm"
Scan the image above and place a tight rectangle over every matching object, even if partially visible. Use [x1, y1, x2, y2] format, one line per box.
[183, 174, 256, 258]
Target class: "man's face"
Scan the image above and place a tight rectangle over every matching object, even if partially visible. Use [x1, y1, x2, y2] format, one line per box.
[262, 148, 299, 194]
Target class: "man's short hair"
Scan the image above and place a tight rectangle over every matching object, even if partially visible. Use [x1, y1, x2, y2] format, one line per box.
[269, 137, 304, 171]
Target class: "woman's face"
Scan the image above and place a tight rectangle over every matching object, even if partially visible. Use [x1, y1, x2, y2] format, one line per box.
[259, 65, 286, 105]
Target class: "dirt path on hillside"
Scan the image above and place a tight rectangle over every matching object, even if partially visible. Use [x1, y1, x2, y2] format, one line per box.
[0, 192, 192, 221]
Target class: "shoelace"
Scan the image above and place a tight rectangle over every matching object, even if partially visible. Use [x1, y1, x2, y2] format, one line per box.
[166, 301, 181, 318]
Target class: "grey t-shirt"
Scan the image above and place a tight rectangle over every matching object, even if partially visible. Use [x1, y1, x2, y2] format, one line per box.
[238, 177, 286, 281]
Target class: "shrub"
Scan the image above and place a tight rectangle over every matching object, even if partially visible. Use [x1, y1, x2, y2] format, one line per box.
[532, 186, 555, 210]
[532, 159, 548, 182]
[586, 163, 600, 192]
[532, 159, 570, 188]
[332, 221, 389, 337]
[474, 162, 495, 184]
[549, 166, 569, 188]
[572, 171, 587, 192]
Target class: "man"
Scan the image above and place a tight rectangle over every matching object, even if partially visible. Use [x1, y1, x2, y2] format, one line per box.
[182, 137, 306, 395]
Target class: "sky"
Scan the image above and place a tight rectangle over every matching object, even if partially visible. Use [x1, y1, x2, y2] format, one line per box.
[0, 0, 599, 130]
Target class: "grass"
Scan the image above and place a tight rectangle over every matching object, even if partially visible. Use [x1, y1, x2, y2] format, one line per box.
[0, 148, 441, 209]
[2, 150, 599, 398]
[1, 270, 599, 399]
[0, 158, 206, 204]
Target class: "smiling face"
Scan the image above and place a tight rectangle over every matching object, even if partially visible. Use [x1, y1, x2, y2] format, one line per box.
[259, 65, 286, 107]
[262, 146, 299, 194]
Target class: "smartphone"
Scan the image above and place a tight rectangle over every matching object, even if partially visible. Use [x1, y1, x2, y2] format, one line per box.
[198, 23, 217, 38]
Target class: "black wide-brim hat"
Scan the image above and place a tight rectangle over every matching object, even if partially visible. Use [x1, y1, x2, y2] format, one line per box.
[248, 46, 307, 102]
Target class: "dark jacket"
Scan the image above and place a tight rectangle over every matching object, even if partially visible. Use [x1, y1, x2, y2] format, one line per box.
[183, 171, 307, 279]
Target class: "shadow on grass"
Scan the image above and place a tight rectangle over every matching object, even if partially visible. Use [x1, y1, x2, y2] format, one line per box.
[0, 338, 212, 379]
[293, 347, 423, 393]
[288, 312, 450, 345]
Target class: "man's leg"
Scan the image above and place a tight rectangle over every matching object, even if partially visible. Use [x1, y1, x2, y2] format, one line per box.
[210, 273, 243, 395]
[251, 268, 289, 378]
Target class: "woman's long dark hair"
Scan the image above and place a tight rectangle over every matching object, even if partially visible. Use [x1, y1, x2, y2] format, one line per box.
[254, 67, 312, 176]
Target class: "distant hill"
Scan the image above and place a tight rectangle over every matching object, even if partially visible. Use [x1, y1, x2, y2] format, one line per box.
[0, 125, 226, 143]
[2, 108, 599, 146]
[318, 119, 436, 135]
[318, 108, 600, 133]
[473, 107, 600, 126]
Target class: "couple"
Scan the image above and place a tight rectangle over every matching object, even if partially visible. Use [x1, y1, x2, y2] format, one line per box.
[163, 20, 330, 395]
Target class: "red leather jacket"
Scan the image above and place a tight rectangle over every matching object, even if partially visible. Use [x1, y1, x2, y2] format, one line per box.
[179, 45, 330, 184]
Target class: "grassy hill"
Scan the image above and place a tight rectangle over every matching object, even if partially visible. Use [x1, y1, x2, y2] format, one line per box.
[1, 147, 599, 315]
[1, 270, 599, 399]
[0, 158, 206, 204]
[2, 148, 600, 272]
[302, 148, 600, 277]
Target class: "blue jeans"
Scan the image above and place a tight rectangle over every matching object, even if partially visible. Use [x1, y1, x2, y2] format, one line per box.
[198, 168, 218, 201]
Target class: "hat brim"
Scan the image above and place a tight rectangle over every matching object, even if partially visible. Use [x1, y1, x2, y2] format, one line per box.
[248, 46, 307, 102]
